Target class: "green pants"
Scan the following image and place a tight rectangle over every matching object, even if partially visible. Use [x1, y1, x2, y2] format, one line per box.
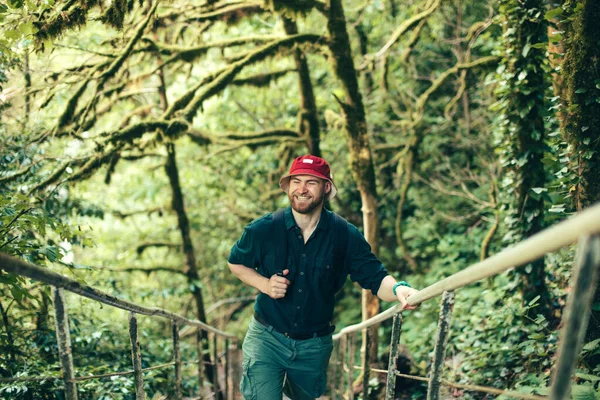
[241, 317, 334, 400]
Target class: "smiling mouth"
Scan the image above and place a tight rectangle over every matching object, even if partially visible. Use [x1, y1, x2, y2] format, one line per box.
[295, 195, 312, 201]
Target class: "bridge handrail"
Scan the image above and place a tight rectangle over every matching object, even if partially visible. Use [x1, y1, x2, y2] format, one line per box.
[0, 253, 237, 340]
[333, 202, 600, 339]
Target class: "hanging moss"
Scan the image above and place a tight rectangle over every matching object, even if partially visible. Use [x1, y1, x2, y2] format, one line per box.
[100, 0, 128, 29]
[263, 0, 318, 18]
[56, 80, 91, 130]
[231, 68, 295, 87]
[27, 162, 70, 194]
[107, 119, 189, 144]
[182, 34, 323, 121]
[96, 0, 158, 91]
[35, 0, 102, 44]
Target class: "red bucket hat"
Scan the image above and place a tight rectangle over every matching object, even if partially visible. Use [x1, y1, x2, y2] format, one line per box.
[279, 155, 338, 200]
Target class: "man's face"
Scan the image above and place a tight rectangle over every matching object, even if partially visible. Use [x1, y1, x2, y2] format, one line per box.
[287, 175, 330, 215]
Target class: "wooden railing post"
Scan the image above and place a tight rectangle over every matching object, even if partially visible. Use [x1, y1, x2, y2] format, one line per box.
[196, 330, 205, 396]
[129, 312, 146, 400]
[362, 327, 370, 400]
[172, 321, 182, 400]
[329, 339, 340, 400]
[550, 235, 600, 400]
[347, 332, 355, 400]
[339, 335, 347, 399]
[385, 313, 403, 400]
[224, 338, 230, 399]
[427, 291, 455, 400]
[212, 332, 220, 397]
[52, 287, 78, 400]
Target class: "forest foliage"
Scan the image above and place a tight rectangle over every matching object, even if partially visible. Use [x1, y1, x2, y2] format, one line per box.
[0, 0, 599, 398]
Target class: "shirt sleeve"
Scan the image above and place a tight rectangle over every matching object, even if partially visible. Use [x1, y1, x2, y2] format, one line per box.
[346, 224, 389, 295]
[228, 226, 259, 269]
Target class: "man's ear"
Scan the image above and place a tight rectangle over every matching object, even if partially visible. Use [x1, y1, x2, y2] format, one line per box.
[325, 181, 332, 194]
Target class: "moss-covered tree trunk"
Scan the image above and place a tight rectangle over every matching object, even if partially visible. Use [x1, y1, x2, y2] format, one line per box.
[561, 0, 600, 354]
[165, 142, 221, 398]
[282, 17, 321, 157]
[326, 0, 380, 367]
[497, 0, 551, 318]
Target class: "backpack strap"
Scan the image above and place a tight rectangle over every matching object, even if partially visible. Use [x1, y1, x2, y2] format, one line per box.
[272, 209, 288, 274]
[333, 212, 349, 265]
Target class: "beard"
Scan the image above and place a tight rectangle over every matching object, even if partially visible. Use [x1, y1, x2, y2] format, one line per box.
[288, 189, 325, 215]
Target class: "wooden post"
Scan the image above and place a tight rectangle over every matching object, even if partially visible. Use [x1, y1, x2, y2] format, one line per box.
[52, 287, 78, 400]
[129, 312, 146, 400]
[330, 339, 339, 400]
[339, 335, 347, 399]
[550, 235, 600, 400]
[212, 332, 220, 397]
[230, 342, 242, 400]
[385, 313, 403, 400]
[196, 330, 205, 396]
[172, 321, 182, 400]
[347, 332, 355, 400]
[427, 291, 455, 400]
[224, 338, 230, 400]
[362, 328, 371, 400]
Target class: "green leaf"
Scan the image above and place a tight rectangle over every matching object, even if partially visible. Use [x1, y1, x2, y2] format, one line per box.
[582, 339, 600, 351]
[575, 88, 587, 94]
[549, 33, 563, 43]
[544, 7, 563, 20]
[575, 373, 600, 382]
[531, 43, 546, 49]
[531, 188, 547, 194]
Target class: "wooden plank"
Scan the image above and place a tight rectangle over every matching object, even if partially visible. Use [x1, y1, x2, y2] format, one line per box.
[52, 287, 78, 400]
[427, 291, 455, 400]
[212, 332, 220, 397]
[196, 330, 204, 395]
[347, 332, 354, 400]
[224, 338, 230, 400]
[362, 328, 370, 400]
[128, 312, 146, 400]
[550, 235, 600, 400]
[385, 313, 403, 400]
[172, 321, 182, 400]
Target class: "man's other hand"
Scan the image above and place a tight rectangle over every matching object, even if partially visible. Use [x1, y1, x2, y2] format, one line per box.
[266, 269, 290, 299]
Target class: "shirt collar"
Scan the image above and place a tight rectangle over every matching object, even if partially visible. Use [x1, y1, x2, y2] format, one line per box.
[284, 206, 331, 231]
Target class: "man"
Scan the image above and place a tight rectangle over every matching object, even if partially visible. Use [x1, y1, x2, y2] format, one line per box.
[228, 155, 419, 400]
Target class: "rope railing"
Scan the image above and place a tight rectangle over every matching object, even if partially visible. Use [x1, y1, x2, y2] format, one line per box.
[0, 253, 241, 400]
[328, 203, 600, 400]
[2, 203, 600, 399]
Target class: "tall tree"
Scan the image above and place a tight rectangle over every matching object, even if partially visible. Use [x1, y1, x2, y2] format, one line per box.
[560, 0, 600, 353]
[325, 0, 380, 366]
[496, 0, 552, 318]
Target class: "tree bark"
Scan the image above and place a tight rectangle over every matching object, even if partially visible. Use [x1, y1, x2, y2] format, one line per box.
[561, 0, 600, 355]
[326, 0, 380, 367]
[165, 142, 221, 398]
[282, 17, 321, 157]
[498, 0, 551, 319]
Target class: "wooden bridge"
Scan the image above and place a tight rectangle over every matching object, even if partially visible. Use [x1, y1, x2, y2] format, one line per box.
[1, 203, 599, 399]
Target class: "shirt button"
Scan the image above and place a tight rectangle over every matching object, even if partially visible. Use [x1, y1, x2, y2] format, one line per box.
[300, 272, 304, 275]
[298, 235, 302, 239]
[294, 323, 298, 327]
[326, 265, 330, 269]
[297, 306, 300, 309]
[298, 289, 302, 293]
[302, 254, 306, 258]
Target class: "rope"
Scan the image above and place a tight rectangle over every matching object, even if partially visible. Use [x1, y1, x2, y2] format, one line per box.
[333, 202, 600, 338]
[0, 362, 178, 384]
[0, 253, 237, 339]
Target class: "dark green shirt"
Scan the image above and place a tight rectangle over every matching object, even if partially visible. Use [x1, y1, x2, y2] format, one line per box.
[228, 207, 388, 336]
